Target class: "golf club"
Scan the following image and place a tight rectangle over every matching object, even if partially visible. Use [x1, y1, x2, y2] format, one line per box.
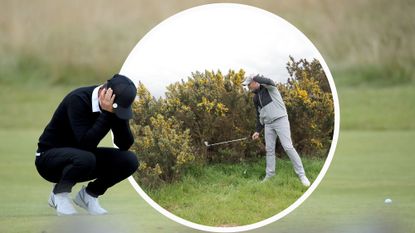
[204, 137, 248, 147]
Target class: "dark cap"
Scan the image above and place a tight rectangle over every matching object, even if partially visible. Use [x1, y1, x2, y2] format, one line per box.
[105, 74, 136, 120]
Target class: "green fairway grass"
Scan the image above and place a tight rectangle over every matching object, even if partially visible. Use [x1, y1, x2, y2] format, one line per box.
[144, 158, 323, 226]
[0, 81, 413, 232]
[338, 85, 415, 130]
[1, 129, 413, 232]
[0, 84, 77, 130]
[0, 84, 413, 232]
[273, 130, 415, 233]
[0, 129, 189, 233]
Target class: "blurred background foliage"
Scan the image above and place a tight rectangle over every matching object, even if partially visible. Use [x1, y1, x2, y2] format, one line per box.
[0, 0, 414, 86]
[1, 0, 413, 131]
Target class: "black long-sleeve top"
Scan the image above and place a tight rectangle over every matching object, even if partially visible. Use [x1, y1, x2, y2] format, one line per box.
[37, 86, 134, 152]
[253, 90, 265, 133]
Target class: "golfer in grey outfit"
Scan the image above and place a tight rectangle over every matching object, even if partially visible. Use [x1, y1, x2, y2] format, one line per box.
[243, 74, 310, 186]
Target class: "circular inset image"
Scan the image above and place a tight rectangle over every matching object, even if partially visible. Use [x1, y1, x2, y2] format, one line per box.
[120, 3, 339, 232]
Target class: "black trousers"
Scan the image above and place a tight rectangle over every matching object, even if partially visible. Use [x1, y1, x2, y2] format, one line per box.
[35, 147, 139, 197]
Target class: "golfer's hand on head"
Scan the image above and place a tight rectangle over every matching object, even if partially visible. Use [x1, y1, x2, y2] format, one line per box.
[252, 132, 260, 140]
[99, 88, 116, 113]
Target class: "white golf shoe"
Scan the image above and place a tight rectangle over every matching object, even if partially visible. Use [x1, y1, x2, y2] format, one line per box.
[74, 186, 108, 215]
[48, 191, 77, 216]
[299, 176, 311, 187]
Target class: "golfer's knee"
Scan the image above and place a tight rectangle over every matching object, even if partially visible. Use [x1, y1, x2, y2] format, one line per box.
[118, 151, 139, 175]
[73, 152, 96, 172]
[265, 149, 275, 157]
[282, 143, 294, 152]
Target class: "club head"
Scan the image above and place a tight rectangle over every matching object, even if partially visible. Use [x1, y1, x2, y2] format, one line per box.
[204, 141, 209, 147]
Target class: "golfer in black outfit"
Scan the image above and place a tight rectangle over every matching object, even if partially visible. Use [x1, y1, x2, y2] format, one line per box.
[35, 74, 139, 216]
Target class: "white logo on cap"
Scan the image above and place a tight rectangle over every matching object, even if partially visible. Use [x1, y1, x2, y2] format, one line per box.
[112, 103, 118, 109]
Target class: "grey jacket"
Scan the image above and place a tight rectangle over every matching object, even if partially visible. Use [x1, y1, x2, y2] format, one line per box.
[253, 76, 287, 132]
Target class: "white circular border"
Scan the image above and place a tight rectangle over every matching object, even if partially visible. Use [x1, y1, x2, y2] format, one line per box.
[117, 3, 340, 233]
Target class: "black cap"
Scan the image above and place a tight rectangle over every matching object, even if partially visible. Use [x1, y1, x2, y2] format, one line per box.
[106, 74, 136, 120]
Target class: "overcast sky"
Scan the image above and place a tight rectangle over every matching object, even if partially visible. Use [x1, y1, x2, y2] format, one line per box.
[120, 3, 324, 98]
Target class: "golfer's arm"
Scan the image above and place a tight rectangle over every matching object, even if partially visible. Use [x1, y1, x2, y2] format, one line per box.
[253, 76, 276, 86]
[68, 97, 112, 151]
[111, 118, 134, 151]
[255, 103, 264, 133]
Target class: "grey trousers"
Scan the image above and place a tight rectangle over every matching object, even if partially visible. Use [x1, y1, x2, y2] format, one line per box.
[264, 116, 306, 178]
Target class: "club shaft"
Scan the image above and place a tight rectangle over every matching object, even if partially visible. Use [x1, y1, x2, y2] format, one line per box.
[207, 137, 247, 146]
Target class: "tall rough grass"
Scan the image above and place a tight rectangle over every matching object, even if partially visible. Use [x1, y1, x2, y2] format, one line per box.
[145, 158, 324, 226]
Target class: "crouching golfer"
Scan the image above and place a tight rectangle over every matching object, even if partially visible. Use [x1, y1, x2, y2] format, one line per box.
[243, 74, 310, 187]
[35, 74, 139, 216]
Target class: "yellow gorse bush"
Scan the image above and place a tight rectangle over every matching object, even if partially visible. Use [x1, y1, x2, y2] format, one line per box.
[278, 56, 334, 155]
[130, 57, 334, 188]
[131, 113, 195, 188]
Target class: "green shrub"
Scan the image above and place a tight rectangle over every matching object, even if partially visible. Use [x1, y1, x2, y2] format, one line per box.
[130, 84, 196, 188]
[162, 70, 263, 163]
[130, 58, 334, 188]
[278, 57, 334, 157]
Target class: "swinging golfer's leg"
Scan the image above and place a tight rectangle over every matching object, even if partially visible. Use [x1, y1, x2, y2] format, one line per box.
[274, 116, 306, 178]
[264, 124, 277, 179]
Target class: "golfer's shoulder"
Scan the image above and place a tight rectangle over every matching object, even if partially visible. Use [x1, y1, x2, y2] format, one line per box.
[64, 86, 96, 106]
[264, 85, 283, 98]
[263, 84, 278, 92]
